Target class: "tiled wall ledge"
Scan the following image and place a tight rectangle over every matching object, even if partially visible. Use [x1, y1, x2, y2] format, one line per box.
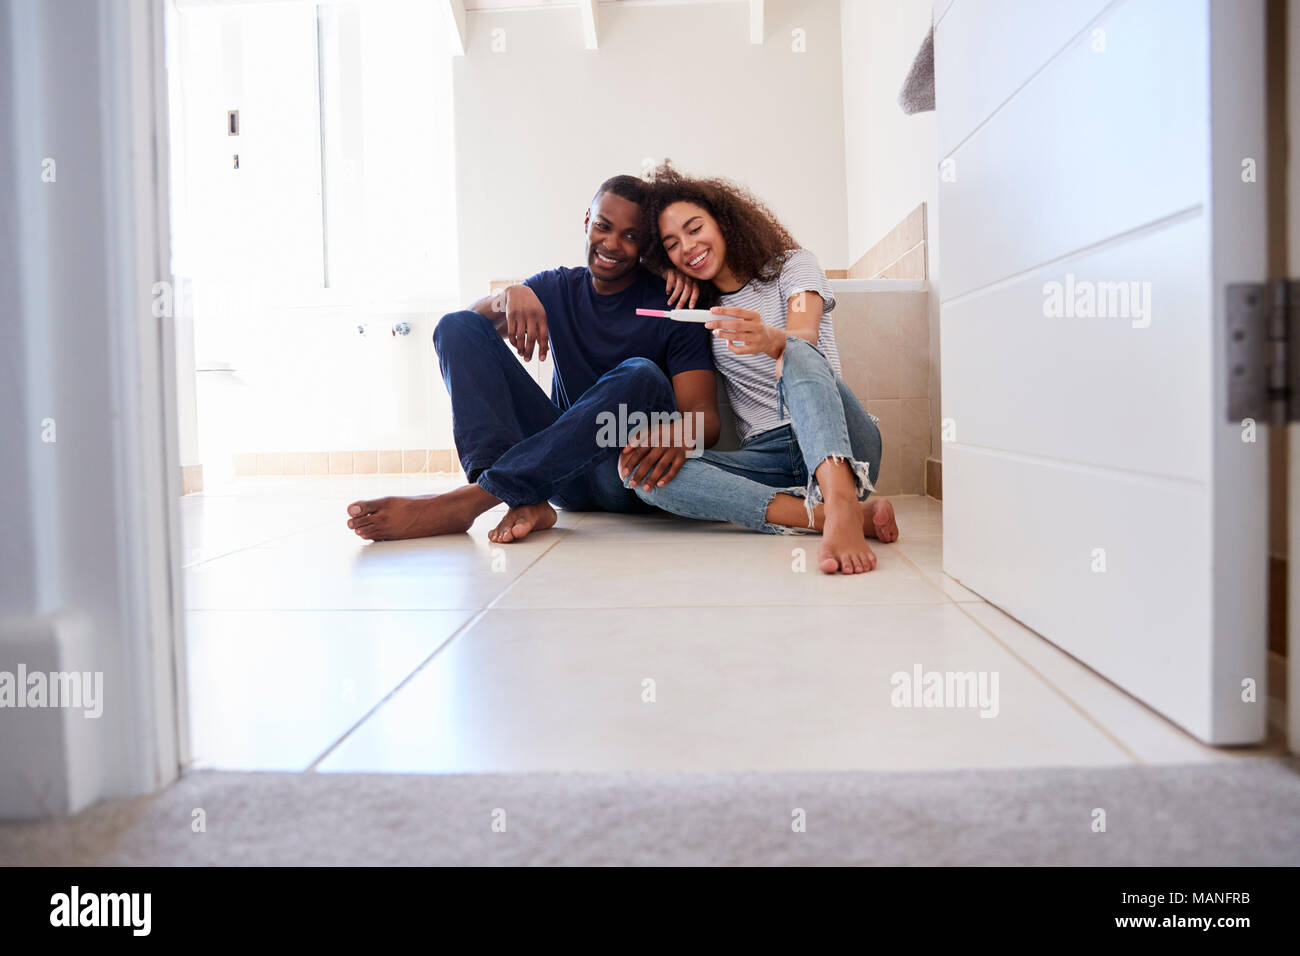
[926, 456, 942, 500]
[181, 464, 204, 495]
[847, 202, 928, 281]
[833, 289, 930, 496]
[231, 450, 462, 477]
[831, 201, 938, 498]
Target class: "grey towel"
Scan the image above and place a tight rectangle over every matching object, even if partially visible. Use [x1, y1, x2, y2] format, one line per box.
[898, 25, 935, 114]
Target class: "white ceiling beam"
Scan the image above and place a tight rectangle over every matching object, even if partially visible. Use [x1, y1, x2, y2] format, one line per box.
[579, 0, 598, 50]
[442, 0, 468, 56]
[749, 0, 763, 44]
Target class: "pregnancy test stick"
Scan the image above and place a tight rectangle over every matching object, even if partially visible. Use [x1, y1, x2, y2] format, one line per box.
[635, 308, 715, 323]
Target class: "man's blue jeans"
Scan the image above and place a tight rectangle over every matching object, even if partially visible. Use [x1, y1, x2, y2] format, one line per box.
[433, 310, 674, 512]
[631, 337, 881, 533]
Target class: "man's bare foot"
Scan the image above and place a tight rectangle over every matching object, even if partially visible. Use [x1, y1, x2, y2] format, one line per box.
[488, 502, 557, 544]
[818, 494, 878, 575]
[346, 485, 496, 541]
[862, 498, 899, 542]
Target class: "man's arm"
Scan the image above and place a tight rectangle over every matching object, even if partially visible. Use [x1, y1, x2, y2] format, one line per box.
[468, 287, 513, 337]
[469, 283, 549, 361]
[670, 368, 721, 451]
[618, 367, 720, 491]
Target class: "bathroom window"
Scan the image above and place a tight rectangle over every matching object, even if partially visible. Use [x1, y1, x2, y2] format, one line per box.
[314, 0, 460, 306]
[167, 0, 460, 315]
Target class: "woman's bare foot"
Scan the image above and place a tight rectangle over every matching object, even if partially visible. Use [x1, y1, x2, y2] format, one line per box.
[488, 502, 557, 543]
[810, 458, 878, 574]
[818, 494, 878, 574]
[764, 494, 901, 543]
[346, 485, 497, 541]
[862, 498, 899, 542]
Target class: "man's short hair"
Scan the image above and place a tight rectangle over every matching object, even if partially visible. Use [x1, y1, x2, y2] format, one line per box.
[592, 174, 646, 208]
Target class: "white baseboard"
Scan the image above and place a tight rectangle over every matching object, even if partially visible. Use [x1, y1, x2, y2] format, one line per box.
[0, 611, 104, 819]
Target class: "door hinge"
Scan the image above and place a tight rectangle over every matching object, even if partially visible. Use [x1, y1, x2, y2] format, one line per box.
[1226, 279, 1300, 425]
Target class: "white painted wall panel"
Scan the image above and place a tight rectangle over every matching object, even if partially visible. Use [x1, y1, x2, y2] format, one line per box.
[939, 0, 1207, 300]
[942, 443, 1215, 740]
[935, 0, 1115, 158]
[937, 0, 1267, 744]
[941, 213, 1211, 480]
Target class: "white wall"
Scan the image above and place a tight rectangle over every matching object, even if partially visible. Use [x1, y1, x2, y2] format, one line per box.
[840, 0, 937, 268]
[452, 0, 849, 300]
[839, 0, 940, 459]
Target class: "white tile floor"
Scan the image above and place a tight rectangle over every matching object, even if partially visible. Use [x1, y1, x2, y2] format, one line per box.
[181, 476, 1283, 773]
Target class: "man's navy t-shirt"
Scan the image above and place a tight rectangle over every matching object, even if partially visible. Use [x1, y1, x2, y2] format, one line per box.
[523, 266, 713, 411]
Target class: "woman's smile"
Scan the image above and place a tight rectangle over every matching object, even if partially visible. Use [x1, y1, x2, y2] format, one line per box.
[683, 247, 711, 274]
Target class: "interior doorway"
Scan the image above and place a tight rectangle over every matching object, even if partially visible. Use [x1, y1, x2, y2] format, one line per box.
[164, 0, 462, 502]
[163, 0, 467, 768]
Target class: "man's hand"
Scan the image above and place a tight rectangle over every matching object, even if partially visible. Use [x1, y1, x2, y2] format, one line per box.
[505, 284, 549, 361]
[619, 419, 693, 491]
[664, 268, 700, 309]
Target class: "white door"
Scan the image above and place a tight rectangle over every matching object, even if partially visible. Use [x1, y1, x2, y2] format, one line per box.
[935, 0, 1268, 744]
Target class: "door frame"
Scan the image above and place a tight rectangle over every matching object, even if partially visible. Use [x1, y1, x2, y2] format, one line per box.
[89, 0, 189, 797]
[111, 0, 190, 794]
[0, 0, 186, 817]
[1287, 0, 1299, 754]
[100, 0, 189, 793]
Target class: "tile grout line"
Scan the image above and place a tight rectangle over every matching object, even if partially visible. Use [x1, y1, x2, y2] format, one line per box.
[301, 514, 591, 773]
[184, 517, 338, 570]
[429, 600, 967, 610]
[183, 479, 468, 567]
[479, 513, 591, 607]
[891, 548, 1144, 765]
[186, 499, 446, 569]
[190, 599, 983, 613]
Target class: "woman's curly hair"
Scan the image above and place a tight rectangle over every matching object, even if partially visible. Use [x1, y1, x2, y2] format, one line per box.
[639, 160, 798, 307]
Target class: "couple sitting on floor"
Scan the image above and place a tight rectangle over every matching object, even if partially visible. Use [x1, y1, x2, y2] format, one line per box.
[345, 162, 899, 574]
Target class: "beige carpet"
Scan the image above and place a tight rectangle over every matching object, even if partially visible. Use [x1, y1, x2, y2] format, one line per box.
[3, 759, 1299, 866]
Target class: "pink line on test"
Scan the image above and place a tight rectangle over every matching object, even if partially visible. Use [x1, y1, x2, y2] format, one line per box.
[635, 308, 670, 317]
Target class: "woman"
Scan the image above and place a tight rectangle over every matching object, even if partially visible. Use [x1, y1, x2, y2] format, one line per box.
[621, 161, 899, 574]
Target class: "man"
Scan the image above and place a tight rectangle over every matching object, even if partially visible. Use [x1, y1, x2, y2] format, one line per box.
[345, 175, 720, 542]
